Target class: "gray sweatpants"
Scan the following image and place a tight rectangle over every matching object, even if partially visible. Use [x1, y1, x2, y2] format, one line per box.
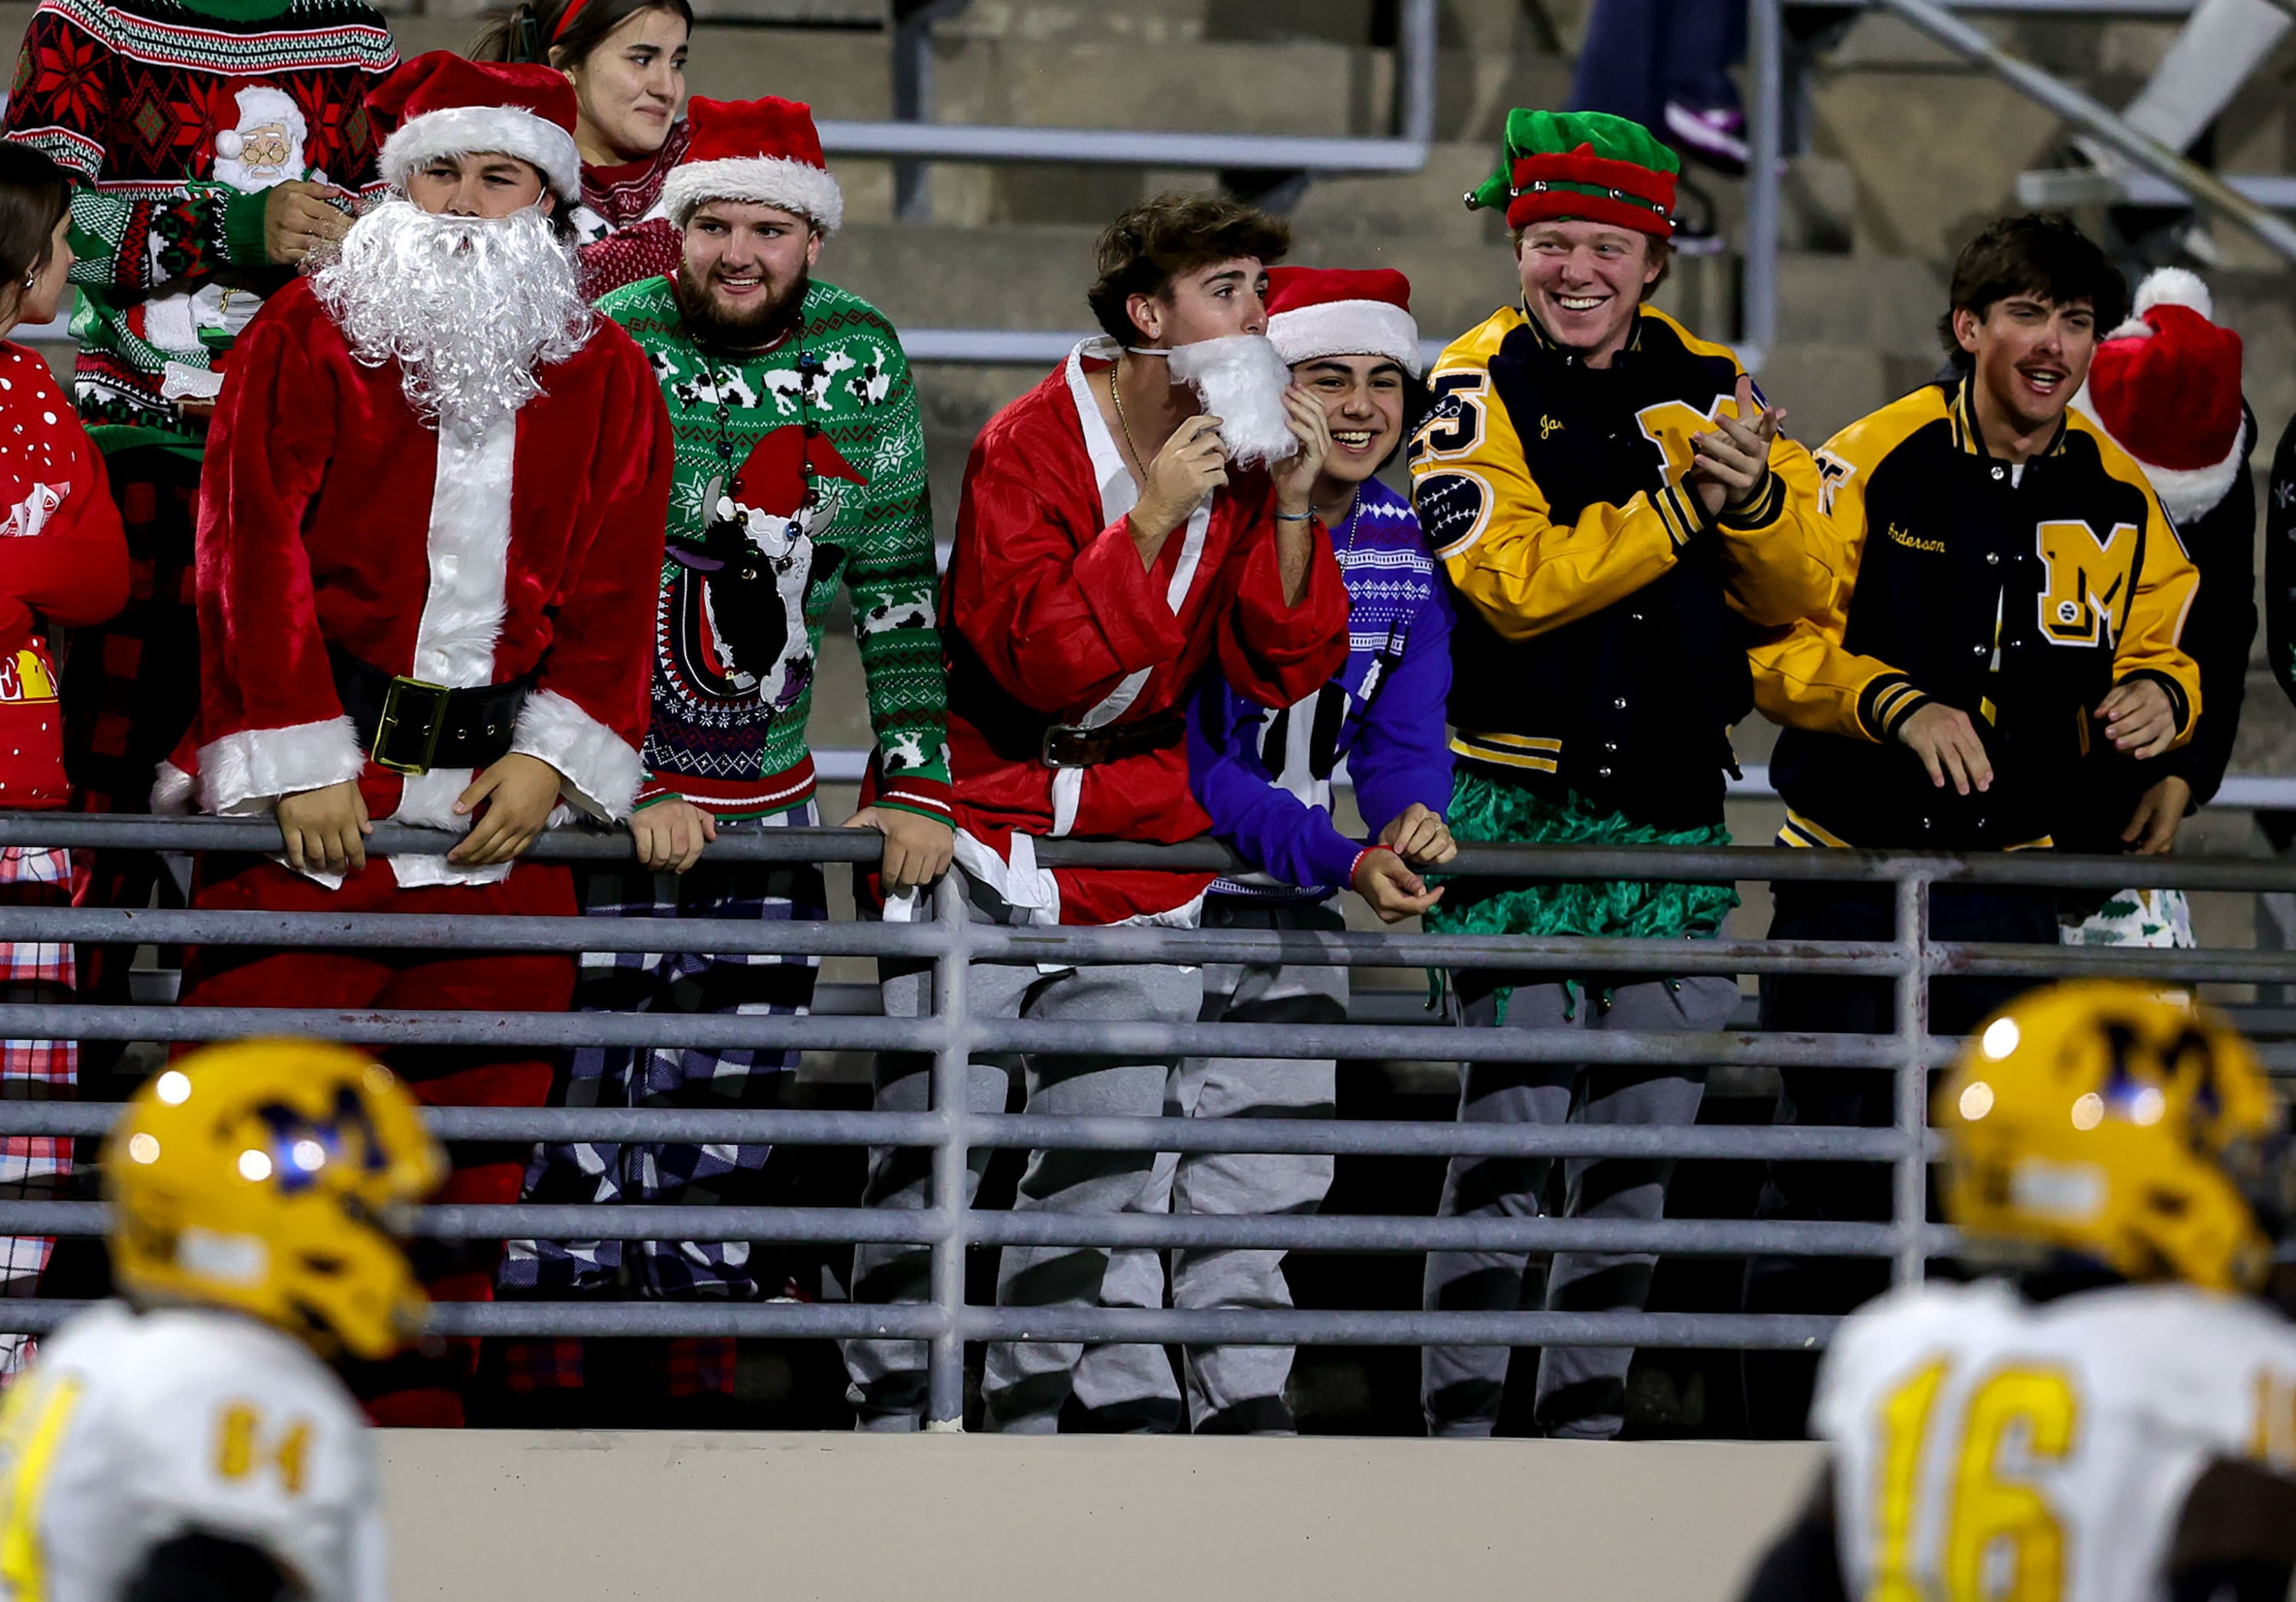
[1070, 899, 1345, 1434]
[842, 876, 1203, 1433]
[1421, 973, 1736, 1440]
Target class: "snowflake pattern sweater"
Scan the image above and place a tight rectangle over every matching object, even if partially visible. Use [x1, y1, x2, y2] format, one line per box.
[3, 0, 397, 456]
[599, 272, 950, 822]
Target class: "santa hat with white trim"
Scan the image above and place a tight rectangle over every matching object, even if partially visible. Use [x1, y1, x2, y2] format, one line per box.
[1263, 266, 1423, 377]
[371, 52, 583, 204]
[660, 96, 844, 235]
[2070, 266, 2248, 524]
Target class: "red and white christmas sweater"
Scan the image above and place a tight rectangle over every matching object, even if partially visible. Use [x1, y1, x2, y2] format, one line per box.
[571, 121, 689, 301]
[942, 337, 1349, 926]
[0, 345, 128, 807]
[173, 279, 670, 887]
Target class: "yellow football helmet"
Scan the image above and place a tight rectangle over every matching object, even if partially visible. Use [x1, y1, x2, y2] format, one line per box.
[103, 1040, 446, 1361]
[1939, 980, 2285, 1292]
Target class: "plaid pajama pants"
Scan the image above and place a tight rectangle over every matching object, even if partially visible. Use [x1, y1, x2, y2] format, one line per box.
[0, 845, 77, 1378]
[499, 804, 824, 1393]
[61, 450, 203, 1008]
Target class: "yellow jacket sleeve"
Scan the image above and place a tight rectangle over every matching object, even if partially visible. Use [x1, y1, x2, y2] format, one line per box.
[2109, 485, 2203, 746]
[1409, 360, 1711, 646]
[1715, 435, 1847, 628]
[1748, 433, 1926, 745]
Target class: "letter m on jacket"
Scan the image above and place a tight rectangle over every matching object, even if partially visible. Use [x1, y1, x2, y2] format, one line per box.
[2037, 518, 2140, 647]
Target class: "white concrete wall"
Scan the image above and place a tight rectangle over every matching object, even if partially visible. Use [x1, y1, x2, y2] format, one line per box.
[378, 1431, 1826, 1602]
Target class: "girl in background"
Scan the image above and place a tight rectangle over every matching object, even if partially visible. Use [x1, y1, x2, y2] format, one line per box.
[0, 142, 129, 1366]
[474, 0, 697, 295]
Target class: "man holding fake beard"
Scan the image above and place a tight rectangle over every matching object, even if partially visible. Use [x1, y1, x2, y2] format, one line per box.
[843, 193, 1350, 1432]
[499, 95, 953, 1413]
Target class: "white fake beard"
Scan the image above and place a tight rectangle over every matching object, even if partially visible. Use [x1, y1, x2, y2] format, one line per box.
[1165, 334, 1299, 470]
[310, 197, 593, 440]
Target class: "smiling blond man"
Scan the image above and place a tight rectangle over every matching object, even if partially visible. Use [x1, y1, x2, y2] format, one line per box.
[1412, 107, 1834, 1442]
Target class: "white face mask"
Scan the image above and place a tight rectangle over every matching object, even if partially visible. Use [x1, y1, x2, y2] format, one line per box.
[1165, 334, 1300, 471]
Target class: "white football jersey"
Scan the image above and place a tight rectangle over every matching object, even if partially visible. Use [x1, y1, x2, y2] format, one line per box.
[1813, 1277, 2296, 1602]
[0, 1303, 386, 1602]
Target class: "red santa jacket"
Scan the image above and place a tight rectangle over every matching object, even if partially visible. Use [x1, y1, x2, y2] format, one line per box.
[943, 338, 1349, 926]
[183, 277, 670, 887]
[0, 344, 127, 810]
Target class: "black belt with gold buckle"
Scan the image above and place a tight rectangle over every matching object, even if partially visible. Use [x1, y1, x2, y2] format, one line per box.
[329, 646, 534, 777]
[1039, 710, 1186, 770]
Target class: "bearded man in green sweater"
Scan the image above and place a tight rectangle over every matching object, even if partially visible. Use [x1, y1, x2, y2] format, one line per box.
[501, 95, 951, 1407]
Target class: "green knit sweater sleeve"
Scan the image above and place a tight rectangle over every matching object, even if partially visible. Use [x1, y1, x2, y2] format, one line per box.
[831, 304, 951, 822]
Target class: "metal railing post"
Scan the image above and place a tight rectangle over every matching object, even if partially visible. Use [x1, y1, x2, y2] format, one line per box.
[1394, 0, 1439, 146]
[1742, 0, 1783, 371]
[1893, 869, 1931, 1285]
[924, 869, 973, 1429]
[890, 0, 971, 223]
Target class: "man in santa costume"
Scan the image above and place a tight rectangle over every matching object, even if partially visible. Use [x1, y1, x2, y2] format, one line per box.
[844, 192, 1351, 1432]
[171, 52, 671, 1425]
[2063, 265, 2256, 947]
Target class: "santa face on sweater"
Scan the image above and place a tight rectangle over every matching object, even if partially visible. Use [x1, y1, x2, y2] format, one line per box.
[212, 85, 316, 192]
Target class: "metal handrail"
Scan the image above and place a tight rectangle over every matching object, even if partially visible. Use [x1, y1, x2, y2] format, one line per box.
[0, 816, 2279, 1413]
[825, 0, 1436, 176]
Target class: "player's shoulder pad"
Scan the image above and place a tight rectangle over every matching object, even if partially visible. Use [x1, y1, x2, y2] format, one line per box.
[1811, 1280, 2003, 1437]
[103, 1310, 374, 1535]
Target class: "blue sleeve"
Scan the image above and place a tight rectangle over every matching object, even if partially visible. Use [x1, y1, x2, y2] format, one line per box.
[1187, 670, 1365, 893]
[1348, 576, 1456, 838]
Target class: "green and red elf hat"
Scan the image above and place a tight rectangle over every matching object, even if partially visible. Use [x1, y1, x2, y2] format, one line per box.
[1466, 108, 1679, 238]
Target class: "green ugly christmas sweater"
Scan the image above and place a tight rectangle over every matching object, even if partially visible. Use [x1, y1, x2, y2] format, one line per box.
[599, 273, 950, 824]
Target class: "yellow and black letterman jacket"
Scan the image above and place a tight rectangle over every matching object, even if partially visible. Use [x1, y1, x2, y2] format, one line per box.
[1409, 304, 1836, 830]
[1756, 375, 2202, 853]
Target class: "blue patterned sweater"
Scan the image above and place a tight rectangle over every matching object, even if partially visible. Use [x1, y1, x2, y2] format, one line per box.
[1187, 474, 1454, 902]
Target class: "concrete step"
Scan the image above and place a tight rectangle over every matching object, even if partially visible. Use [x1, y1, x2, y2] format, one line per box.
[1773, 253, 1948, 358]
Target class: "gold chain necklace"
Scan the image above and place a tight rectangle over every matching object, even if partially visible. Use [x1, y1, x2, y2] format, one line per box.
[1108, 364, 1147, 479]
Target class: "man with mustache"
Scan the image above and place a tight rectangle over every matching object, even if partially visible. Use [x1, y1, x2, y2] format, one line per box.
[1742, 212, 2202, 1434]
[502, 96, 951, 1417]
[167, 54, 670, 1425]
[1413, 108, 1835, 1444]
[844, 193, 1349, 1432]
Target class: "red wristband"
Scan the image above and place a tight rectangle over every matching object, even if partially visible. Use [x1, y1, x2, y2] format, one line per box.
[1350, 845, 1398, 883]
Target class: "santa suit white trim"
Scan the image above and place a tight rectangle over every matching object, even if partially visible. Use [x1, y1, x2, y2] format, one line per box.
[388, 424, 516, 887]
[197, 716, 365, 817]
[511, 688, 645, 821]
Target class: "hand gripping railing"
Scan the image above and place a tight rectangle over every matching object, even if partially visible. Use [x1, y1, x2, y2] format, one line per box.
[0, 812, 2287, 1425]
